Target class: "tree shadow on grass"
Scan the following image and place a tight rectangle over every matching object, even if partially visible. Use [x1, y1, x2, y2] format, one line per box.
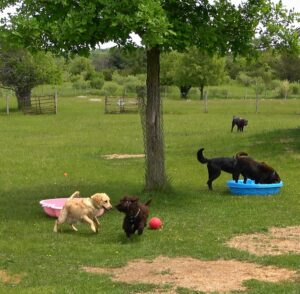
[0, 181, 144, 222]
[245, 127, 300, 157]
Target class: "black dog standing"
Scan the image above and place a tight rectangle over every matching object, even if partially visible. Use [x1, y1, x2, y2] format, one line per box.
[231, 116, 248, 132]
[116, 196, 151, 237]
[197, 148, 248, 190]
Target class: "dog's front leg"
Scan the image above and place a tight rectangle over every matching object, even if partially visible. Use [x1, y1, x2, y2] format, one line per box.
[93, 217, 100, 232]
[53, 220, 58, 233]
[233, 171, 240, 183]
[123, 220, 133, 237]
[71, 224, 78, 231]
[231, 123, 234, 132]
[137, 222, 145, 235]
[82, 215, 97, 233]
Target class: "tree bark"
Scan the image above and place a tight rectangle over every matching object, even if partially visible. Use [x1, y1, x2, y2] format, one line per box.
[145, 47, 166, 191]
[199, 84, 204, 100]
[16, 88, 32, 110]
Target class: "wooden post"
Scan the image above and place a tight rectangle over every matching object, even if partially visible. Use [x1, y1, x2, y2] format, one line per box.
[204, 91, 208, 113]
[6, 95, 9, 115]
[255, 80, 259, 114]
[55, 90, 58, 114]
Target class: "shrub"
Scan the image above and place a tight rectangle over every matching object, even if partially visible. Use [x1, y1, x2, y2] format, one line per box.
[277, 80, 290, 99]
[72, 76, 90, 90]
[102, 69, 113, 81]
[112, 72, 126, 85]
[90, 72, 105, 89]
[209, 88, 229, 98]
[123, 76, 141, 94]
[237, 72, 253, 87]
[185, 87, 198, 99]
[99, 81, 123, 96]
[269, 79, 281, 91]
[291, 84, 300, 95]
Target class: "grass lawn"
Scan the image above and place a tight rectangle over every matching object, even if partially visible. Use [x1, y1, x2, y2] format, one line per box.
[0, 96, 299, 293]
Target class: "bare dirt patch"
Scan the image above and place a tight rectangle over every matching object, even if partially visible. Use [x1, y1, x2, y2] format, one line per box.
[227, 226, 300, 256]
[82, 256, 297, 293]
[89, 98, 102, 102]
[103, 154, 145, 160]
[0, 270, 24, 285]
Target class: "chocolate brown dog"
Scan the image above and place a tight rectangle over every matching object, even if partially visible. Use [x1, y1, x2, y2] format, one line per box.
[197, 148, 248, 190]
[231, 116, 248, 132]
[233, 155, 281, 184]
[115, 196, 151, 237]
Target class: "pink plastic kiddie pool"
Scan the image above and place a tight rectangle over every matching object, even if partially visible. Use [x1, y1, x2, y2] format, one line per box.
[40, 197, 105, 218]
[39, 198, 68, 218]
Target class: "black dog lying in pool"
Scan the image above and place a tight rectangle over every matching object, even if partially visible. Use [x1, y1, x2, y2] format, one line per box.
[233, 154, 281, 184]
[197, 148, 248, 190]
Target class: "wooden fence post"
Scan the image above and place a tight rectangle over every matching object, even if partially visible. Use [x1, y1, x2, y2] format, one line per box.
[55, 90, 58, 114]
[204, 91, 208, 113]
[6, 95, 9, 115]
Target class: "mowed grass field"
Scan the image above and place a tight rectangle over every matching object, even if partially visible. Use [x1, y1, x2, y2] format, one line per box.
[0, 97, 299, 293]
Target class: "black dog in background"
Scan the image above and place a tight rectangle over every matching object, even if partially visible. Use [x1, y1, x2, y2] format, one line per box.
[115, 196, 151, 237]
[197, 148, 248, 190]
[231, 116, 248, 132]
[233, 154, 281, 184]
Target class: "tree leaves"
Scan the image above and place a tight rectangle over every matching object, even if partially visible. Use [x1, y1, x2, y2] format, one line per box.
[1, 0, 299, 55]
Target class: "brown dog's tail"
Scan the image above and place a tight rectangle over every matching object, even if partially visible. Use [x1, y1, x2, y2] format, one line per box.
[197, 148, 208, 164]
[145, 199, 152, 206]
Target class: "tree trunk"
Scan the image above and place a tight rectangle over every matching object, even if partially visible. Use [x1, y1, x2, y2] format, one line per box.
[145, 47, 166, 191]
[199, 84, 204, 100]
[16, 88, 32, 110]
[180, 85, 191, 99]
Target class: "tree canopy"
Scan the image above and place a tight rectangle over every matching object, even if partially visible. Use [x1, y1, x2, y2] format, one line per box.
[161, 49, 226, 99]
[1, 1, 299, 54]
[0, 47, 62, 108]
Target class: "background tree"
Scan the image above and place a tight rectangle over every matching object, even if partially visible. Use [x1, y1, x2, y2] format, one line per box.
[233, 51, 278, 98]
[182, 48, 226, 100]
[161, 49, 225, 99]
[161, 51, 192, 99]
[225, 55, 248, 80]
[1, 0, 298, 191]
[271, 53, 300, 82]
[0, 47, 62, 108]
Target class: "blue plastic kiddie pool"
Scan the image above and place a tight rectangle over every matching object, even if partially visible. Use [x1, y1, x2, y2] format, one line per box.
[227, 179, 283, 195]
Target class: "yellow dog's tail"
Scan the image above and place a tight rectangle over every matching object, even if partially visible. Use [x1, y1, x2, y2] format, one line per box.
[69, 191, 80, 199]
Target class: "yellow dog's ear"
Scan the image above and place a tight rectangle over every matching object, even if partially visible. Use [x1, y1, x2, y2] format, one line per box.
[91, 193, 109, 202]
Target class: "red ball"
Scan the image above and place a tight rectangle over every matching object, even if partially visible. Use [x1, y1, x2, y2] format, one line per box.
[149, 217, 162, 230]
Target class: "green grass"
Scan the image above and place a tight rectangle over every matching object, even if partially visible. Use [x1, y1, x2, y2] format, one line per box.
[0, 97, 299, 293]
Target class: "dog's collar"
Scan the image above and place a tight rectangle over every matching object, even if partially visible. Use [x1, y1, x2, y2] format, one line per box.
[134, 208, 140, 218]
[129, 208, 140, 225]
